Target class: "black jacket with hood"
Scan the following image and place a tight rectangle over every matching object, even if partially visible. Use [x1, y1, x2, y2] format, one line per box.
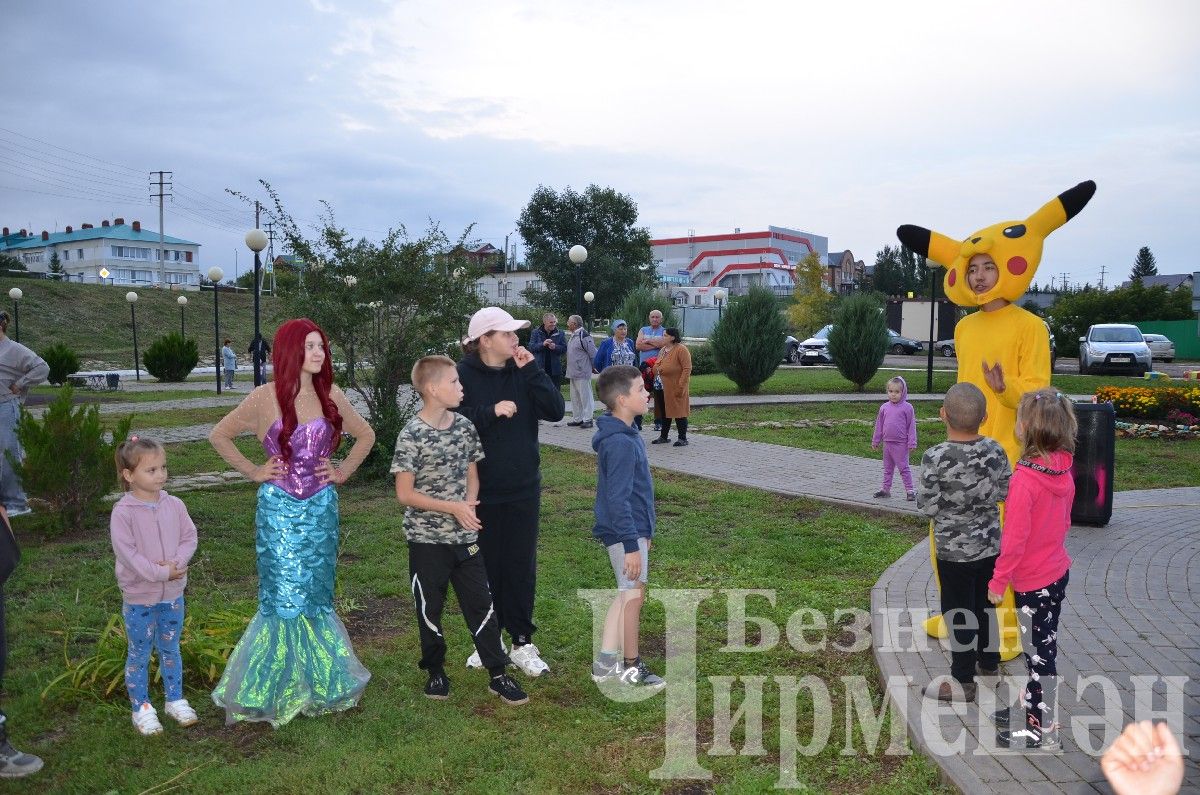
[454, 353, 565, 503]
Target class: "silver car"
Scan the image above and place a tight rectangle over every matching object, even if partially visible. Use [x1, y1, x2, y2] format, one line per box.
[1142, 333, 1175, 363]
[1079, 324, 1152, 376]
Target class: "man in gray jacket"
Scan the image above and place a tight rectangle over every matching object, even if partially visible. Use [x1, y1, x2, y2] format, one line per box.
[565, 315, 597, 428]
[0, 312, 48, 517]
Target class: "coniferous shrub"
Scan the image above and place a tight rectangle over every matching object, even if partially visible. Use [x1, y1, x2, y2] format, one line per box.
[40, 342, 80, 385]
[828, 292, 889, 391]
[12, 386, 132, 533]
[708, 287, 787, 393]
[689, 343, 718, 376]
[143, 332, 199, 382]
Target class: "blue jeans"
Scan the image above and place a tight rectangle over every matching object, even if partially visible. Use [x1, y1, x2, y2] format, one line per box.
[123, 596, 185, 710]
[0, 401, 27, 514]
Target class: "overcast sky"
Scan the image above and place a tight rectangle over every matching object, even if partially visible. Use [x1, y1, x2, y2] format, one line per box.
[3, 0, 1197, 289]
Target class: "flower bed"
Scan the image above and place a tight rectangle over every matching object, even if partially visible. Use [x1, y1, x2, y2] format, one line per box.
[1093, 385, 1200, 422]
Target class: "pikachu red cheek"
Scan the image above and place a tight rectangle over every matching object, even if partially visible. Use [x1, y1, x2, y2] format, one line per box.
[1007, 256, 1029, 276]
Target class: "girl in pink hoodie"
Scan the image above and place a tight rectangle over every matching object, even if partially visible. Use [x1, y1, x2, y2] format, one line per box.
[987, 389, 1077, 751]
[111, 436, 199, 736]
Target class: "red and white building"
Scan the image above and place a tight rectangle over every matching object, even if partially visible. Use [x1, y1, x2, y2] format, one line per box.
[650, 225, 828, 305]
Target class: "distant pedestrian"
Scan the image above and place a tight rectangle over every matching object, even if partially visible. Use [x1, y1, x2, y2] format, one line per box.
[529, 313, 567, 390]
[565, 315, 597, 428]
[221, 339, 237, 389]
[651, 328, 691, 447]
[0, 312, 48, 518]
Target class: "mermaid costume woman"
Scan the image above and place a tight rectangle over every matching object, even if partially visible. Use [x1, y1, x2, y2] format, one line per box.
[212, 417, 370, 727]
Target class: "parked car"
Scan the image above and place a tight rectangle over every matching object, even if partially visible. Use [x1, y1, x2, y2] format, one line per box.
[798, 324, 833, 365]
[784, 335, 801, 363]
[886, 329, 924, 355]
[1078, 323, 1152, 376]
[1142, 333, 1175, 362]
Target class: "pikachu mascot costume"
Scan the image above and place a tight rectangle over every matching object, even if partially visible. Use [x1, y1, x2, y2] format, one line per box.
[897, 180, 1096, 660]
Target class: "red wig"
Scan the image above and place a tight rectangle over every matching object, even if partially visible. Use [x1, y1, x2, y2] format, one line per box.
[272, 318, 342, 461]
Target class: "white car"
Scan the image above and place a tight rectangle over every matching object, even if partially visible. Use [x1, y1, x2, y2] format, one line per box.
[1142, 333, 1175, 363]
[1078, 324, 1152, 376]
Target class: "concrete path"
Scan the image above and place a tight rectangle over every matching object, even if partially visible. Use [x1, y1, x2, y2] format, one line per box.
[872, 488, 1200, 794]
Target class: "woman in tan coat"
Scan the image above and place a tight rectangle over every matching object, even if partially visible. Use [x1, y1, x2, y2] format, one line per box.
[652, 327, 691, 447]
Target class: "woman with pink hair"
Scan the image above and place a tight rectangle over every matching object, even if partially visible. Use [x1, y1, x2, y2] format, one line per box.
[208, 318, 375, 727]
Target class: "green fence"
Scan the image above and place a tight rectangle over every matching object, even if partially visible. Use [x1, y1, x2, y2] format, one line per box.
[1135, 318, 1200, 360]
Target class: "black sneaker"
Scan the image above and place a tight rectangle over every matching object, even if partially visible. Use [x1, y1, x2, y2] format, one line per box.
[566, 420, 583, 427]
[618, 658, 666, 689]
[672, 439, 688, 447]
[997, 726, 1061, 752]
[580, 420, 594, 428]
[0, 740, 44, 779]
[990, 707, 1011, 726]
[651, 437, 670, 444]
[489, 674, 529, 705]
[424, 671, 450, 700]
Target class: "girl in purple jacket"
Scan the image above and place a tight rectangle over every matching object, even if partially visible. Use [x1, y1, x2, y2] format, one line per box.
[871, 376, 918, 500]
[111, 436, 199, 736]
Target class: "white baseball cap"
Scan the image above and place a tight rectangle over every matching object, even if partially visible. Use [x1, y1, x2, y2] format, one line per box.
[465, 306, 530, 342]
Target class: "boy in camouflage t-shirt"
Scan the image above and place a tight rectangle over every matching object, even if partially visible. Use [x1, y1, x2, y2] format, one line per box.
[392, 356, 529, 706]
[916, 383, 1011, 703]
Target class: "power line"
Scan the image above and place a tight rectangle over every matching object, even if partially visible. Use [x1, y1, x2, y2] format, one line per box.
[0, 125, 143, 175]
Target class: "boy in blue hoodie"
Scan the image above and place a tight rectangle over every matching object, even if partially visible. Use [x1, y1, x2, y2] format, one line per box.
[589, 366, 664, 688]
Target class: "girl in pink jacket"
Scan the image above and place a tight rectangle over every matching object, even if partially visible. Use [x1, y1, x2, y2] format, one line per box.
[111, 436, 198, 736]
[987, 389, 1077, 751]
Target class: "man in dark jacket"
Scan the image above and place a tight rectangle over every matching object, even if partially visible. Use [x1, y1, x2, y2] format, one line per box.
[454, 307, 565, 678]
[529, 313, 567, 390]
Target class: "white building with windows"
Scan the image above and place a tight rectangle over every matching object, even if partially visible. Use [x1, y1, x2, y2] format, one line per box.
[0, 218, 200, 288]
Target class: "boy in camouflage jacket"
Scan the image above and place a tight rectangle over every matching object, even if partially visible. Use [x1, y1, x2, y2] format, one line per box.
[392, 356, 529, 706]
[916, 383, 1011, 703]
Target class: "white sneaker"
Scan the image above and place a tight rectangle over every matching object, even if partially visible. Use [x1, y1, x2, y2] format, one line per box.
[510, 643, 550, 677]
[131, 703, 163, 735]
[466, 640, 506, 669]
[164, 698, 199, 726]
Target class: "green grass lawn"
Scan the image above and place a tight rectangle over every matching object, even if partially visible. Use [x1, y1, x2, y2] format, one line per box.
[29, 386, 237, 404]
[684, 365, 1145, 398]
[4, 445, 949, 793]
[689, 403, 1200, 492]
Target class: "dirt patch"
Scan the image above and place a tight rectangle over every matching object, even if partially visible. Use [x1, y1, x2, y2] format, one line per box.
[191, 715, 274, 755]
[343, 596, 408, 643]
[662, 783, 715, 795]
[471, 701, 495, 718]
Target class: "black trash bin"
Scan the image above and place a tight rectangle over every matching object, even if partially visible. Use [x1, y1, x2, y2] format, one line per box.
[1071, 401, 1115, 526]
[106, 373, 120, 390]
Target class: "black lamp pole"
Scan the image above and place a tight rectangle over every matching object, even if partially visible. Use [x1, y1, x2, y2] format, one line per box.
[926, 266, 936, 394]
[213, 285, 222, 395]
[253, 248, 263, 387]
[130, 302, 140, 382]
[11, 300, 18, 343]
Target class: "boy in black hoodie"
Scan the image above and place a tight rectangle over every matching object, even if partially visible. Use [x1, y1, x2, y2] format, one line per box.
[589, 366, 664, 688]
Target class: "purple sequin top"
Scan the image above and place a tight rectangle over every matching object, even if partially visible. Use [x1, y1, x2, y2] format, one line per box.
[263, 417, 334, 500]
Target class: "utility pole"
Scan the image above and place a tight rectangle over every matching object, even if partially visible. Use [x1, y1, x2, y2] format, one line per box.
[150, 170, 173, 286]
[1061, 272, 1070, 293]
[503, 233, 510, 274]
[1098, 264, 1107, 290]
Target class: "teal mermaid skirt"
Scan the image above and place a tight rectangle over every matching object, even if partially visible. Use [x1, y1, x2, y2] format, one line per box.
[212, 483, 370, 727]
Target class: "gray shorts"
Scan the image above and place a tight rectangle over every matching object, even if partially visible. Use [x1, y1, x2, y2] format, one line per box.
[606, 537, 650, 590]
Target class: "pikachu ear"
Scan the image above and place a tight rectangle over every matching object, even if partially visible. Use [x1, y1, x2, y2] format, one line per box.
[897, 225, 959, 268]
[1025, 180, 1097, 237]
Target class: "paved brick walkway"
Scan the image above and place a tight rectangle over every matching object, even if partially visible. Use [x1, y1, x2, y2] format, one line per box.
[871, 488, 1200, 794]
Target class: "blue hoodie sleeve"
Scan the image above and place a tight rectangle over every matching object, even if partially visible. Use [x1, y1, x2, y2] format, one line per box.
[598, 437, 640, 552]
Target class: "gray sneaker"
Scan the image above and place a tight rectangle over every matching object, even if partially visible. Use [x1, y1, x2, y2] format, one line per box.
[591, 658, 624, 682]
[0, 741, 44, 779]
[619, 658, 665, 689]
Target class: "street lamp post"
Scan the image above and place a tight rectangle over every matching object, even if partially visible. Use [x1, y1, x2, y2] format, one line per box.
[583, 290, 595, 330]
[245, 229, 269, 386]
[208, 267, 224, 394]
[126, 291, 140, 381]
[569, 245, 588, 317]
[7, 288, 21, 343]
[177, 295, 188, 338]
[925, 260, 939, 394]
[713, 288, 728, 323]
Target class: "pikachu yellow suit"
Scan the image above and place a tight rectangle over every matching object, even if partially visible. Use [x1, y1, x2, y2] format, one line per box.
[897, 180, 1095, 659]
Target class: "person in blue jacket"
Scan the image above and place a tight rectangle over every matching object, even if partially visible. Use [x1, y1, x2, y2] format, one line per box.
[593, 320, 642, 429]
